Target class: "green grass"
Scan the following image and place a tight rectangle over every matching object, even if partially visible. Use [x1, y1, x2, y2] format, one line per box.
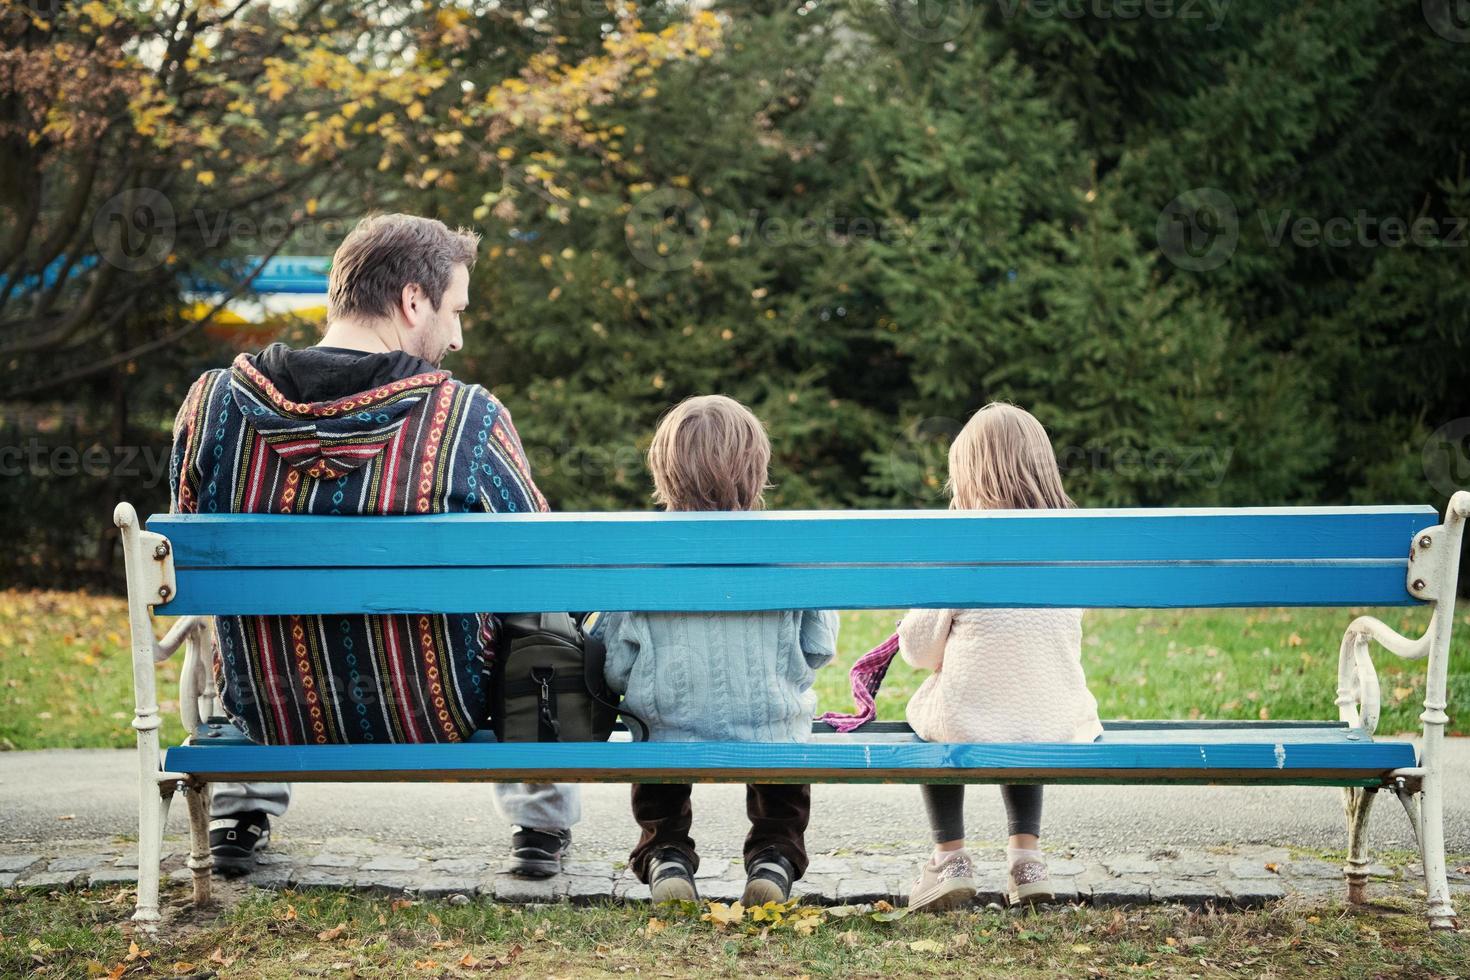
[3, 886, 1467, 978]
[1, 589, 1466, 751]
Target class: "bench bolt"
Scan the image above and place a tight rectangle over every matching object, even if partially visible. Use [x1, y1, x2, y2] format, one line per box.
[1412, 579, 1427, 592]
[153, 541, 170, 560]
[1418, 535, 1432, 549]
[158, 585, 172, 601]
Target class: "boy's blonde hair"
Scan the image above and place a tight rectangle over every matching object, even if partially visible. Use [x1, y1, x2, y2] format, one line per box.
[648, 395, 770, 512]
[946, 402, 1074, 511]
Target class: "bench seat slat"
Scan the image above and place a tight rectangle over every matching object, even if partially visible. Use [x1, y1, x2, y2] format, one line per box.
[165, 724, 1416, 788]
[159, 561, 1420, 615]
[147, 507, 1436, 568]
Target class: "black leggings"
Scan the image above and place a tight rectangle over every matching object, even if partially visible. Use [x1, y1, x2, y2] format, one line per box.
[920, 784, 1043, 843]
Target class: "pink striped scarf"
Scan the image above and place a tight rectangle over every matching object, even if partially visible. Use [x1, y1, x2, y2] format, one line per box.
[818, 631, 900, 732]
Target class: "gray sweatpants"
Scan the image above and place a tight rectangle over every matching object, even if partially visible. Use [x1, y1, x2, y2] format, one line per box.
[211, 781, 582, 831]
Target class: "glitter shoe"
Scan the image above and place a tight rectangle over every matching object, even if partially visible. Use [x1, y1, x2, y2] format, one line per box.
[1008, 855, 1055, 905]
[906, 850, 978, 912]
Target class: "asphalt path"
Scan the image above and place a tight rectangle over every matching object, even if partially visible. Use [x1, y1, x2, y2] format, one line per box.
[4, 743, 1466, 858]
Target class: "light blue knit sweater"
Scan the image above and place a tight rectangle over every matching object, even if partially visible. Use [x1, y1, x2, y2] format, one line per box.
[594, 610, 839, 743]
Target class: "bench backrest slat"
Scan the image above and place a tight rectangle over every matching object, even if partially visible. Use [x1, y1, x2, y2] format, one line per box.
[147, 507, 1435, 615]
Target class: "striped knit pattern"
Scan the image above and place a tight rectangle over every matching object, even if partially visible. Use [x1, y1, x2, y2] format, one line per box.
[169, 353, 548, 745]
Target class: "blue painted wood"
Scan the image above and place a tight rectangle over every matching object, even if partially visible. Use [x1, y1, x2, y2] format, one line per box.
[163, 736, 1416, 785]
[158, 560, 1420, 615]
[147, 507, 1436, 568]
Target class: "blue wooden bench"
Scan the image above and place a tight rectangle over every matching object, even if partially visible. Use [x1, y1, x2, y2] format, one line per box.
[113, 495, 1468, 931]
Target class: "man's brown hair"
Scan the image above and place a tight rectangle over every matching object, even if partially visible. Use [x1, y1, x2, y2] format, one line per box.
[327, 214, 481, 321]
[648, 395, 771, 512]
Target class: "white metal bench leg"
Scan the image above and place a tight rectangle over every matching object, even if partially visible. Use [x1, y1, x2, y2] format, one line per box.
[184, 780, 213, 907]
[1339, 491, 1465, 929]
[1342, 787, 1376, 904]
[1413, 493, 1466, 931]
[1419, 731, 1457, 930]
[134, 780, 174, 932]
[116, 503, 183, 932]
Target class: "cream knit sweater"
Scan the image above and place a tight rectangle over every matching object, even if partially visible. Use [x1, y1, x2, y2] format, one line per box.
[898, 607, 1103, 744]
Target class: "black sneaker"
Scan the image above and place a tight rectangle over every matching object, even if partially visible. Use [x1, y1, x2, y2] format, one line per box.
[209, 810, 270, 877]
[508, 827, 571, 878]
[648, 846, 698, 904]
[741, 849, 796, 906]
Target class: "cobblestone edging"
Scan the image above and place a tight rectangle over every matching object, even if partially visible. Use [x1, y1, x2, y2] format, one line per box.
[4, 839, 1467, 908]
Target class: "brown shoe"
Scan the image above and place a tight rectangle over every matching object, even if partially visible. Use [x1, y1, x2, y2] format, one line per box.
[906, 850, 978, 912]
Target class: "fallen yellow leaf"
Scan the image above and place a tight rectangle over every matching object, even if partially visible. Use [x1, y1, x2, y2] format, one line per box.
[701, 901, 745, 928]
[316, 923, 347, 941]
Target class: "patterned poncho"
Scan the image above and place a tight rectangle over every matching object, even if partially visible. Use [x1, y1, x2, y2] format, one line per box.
[169, 350, 547, 745]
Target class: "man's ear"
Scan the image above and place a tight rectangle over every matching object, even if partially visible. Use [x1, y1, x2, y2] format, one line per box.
[399, 283, 429, 329]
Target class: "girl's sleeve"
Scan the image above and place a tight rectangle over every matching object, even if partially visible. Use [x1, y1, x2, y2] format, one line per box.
[601, 612, 639, 695]
[799, 610, 839, 670]
[898, 608, 955, 671]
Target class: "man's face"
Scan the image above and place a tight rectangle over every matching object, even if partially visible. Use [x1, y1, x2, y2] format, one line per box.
[404, 264, 469, 367]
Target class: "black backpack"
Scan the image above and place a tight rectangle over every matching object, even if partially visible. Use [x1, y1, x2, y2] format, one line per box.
[491, 613, 647, 742]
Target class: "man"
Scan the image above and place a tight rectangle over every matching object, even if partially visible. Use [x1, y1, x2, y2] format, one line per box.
[168, 213, 579, 878]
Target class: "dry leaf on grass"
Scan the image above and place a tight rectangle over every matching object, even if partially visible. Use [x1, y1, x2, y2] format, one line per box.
[908, 939, 945, 953]
[701, 901, 745, 928]
[317, 923, 347, 941]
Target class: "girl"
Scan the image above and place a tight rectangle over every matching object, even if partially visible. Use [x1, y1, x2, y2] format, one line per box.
[597, 395, 839, 905]
[902, 403, 1102, 912]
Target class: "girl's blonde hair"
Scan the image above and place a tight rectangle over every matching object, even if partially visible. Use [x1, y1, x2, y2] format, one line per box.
[946, 402, 1074, 511]
[648, 395, 771, 512]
